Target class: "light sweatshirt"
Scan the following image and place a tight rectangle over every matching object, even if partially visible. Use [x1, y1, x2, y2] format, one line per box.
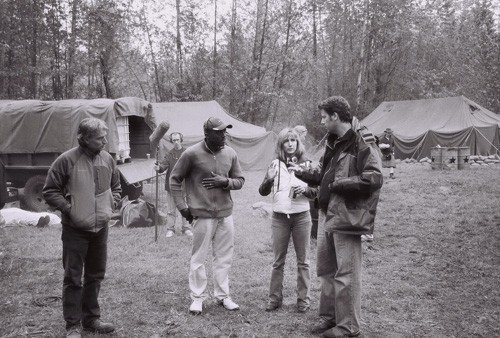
[42, 146, 121, 232]
[169, 141, 245, 218]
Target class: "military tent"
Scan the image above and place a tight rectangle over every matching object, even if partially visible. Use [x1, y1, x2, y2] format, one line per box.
[361, 96, 500, 159]
[153, 101, 277, 170]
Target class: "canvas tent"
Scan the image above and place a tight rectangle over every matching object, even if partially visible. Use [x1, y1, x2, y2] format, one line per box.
[152, 100, 277, 170]
[361, 96, 500, 159]
[0, 97, 156, 155]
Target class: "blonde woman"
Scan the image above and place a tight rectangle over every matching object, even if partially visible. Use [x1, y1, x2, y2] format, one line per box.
[259, 127, 315, 313]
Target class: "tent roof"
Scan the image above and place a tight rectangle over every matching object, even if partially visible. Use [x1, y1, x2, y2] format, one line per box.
[152, 100, 277, 171]
[152, 100, 267, 139]
[362, 96, 500, 138]
[0, 97, 154, 154]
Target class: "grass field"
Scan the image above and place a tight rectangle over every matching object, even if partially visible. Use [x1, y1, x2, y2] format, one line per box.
[1, 163, 499, 337]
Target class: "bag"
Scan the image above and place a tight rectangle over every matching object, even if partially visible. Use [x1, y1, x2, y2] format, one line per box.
[119, 196, 155, 228]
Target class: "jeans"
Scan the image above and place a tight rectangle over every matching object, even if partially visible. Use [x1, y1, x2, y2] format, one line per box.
[165, 191, 189, 233]
[61, 225, 108, 328]
[317, 210, 362, 335]
[269, 211, 311, 306]
[189, 216, 234, 301]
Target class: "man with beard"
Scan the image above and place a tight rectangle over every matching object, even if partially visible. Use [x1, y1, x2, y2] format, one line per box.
[169, 117, 245, 315]
[292, 96, 383, 337]
[43, 118, 121, 337]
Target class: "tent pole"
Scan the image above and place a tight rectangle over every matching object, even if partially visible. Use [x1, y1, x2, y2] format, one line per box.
[154, 147, 159, 242]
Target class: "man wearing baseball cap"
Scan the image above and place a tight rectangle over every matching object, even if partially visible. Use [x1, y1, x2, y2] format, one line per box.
[169, 116, 245, 315]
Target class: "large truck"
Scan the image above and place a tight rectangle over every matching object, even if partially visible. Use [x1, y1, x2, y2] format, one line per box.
[0, 97, 159, 211]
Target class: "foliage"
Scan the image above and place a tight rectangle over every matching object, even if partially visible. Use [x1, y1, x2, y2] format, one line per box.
[0, 0, 498, 140]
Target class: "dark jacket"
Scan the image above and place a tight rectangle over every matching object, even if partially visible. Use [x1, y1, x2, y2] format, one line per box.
[296, 126, 382, 235]
[42, 146, 122, 232]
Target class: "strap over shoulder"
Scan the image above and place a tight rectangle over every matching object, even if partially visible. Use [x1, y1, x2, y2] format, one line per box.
[357, 126, 376, 145]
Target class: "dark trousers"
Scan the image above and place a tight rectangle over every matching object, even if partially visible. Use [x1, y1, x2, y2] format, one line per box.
[62, 225, 108, 328]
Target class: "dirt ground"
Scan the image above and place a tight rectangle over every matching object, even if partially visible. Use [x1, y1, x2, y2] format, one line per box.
[0, 163, 499, 337]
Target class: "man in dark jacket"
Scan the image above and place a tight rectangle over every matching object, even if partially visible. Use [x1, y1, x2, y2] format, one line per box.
[293, 96, 383, 337]
[43, 118, 121, 338]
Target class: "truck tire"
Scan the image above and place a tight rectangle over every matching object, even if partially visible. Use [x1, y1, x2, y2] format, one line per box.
[20, 175, 49, 212]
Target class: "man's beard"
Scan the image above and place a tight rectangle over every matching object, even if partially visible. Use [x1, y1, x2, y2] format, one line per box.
[205, 134, 225, 151]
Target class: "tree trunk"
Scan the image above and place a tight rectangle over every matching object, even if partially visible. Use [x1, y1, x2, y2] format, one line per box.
[355, 0, 369, 114]
[340, 1, 348, 93]
[269, 0, 293, 129]
[143, 10, 163, 101]
[87, 10, 93, 97]
[212, 0, 217, 98]
[100, 53, 113, 98]
[49, 0, 63, 100]
[30, 0, 39, 99]
[312, 0, 317, 60]
[66, 0, 80, 99]
[228, 0, 237, 113]
[248, 0, 268, 123]
[175, 0, 183, 81]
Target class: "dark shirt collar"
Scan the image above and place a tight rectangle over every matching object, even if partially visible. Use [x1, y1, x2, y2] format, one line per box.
[328, 129, 355, 148]
[335, 129, 355, 144]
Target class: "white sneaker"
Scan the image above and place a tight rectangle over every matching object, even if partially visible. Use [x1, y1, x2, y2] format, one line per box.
[219, 297, 239, 311]
[361, 234, 374, 242]
[184, 230, 193, 237]
[189, 299, 203, 314]
[166, 230, 174, 238]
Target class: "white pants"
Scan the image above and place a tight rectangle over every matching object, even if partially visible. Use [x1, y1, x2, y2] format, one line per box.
[189, 216, 234, 301]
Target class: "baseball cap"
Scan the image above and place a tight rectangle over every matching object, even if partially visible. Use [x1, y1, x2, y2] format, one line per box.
[203, 117, 233, 131]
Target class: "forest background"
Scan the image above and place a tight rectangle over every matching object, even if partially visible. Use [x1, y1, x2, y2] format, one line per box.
[0, 0, 498, 140]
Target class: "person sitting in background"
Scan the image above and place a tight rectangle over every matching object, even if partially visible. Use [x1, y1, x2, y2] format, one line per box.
[259, 127, 315, 313]
[379, 128, 396, 179]
[156, 132, 192, 238]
